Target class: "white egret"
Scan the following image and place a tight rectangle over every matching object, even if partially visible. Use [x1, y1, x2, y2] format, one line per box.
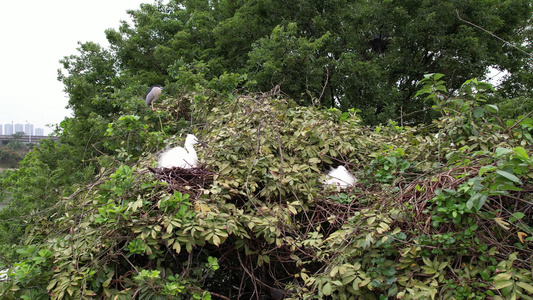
[324, 165, 356, 188]
[158, 134, 205, 169]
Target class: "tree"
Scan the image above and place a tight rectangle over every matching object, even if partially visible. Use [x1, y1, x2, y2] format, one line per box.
[244, 0, 533, 123]
[64, 0, 532, 125]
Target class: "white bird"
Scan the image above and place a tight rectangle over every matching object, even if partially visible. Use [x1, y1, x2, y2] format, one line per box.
[324, 165, 356, 188]
[158, 134, 204, 169]
[434, 132, 445, 139]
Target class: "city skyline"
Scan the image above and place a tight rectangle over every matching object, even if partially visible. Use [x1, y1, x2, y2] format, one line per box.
[0, 0, 150, 140]
[1, 122, 50, 136]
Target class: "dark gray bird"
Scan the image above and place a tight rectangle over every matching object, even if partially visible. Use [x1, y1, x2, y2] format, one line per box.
[145, 85, 163, 110]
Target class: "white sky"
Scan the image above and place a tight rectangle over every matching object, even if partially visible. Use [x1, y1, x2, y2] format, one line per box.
[0, 0, 152, 135]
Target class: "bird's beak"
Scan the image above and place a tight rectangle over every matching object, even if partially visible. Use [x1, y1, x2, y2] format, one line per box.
[197, 140, 207, 147]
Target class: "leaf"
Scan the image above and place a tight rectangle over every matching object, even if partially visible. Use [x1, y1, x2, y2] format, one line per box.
[358, 277, 371, 288]
[513, 147, 529, 160]
[473, 107, 485, 119]
[494, 218, 510, 230]
[102, 276, 113, 288]
[84, 290, 97, 296]
[173, 241, 181, 253]
[517, 232, 527, 244]
[9, 285, 20, 292]
[287, 205, 297, 215]
[342, 274, 357, 285]
[467, 193, 487, 212]
[47, 279, 58, 291]
[495, 147, 513, 157]
[422, 257, 436, 274]
[496, 170, 521, 184]
[322, 282, 332, 296]
[495, 183, 523, 192]
[516, 281, 533, 294]
[128, 198, 143, 212]
[479, 165, 496, 176]
[195, 203, 211, 212]
[377, 222, 390, 234]
[485, 104, 499, 113]
[332, 280, 343, 286]
[262, 255, 270, 264]
[480, 270, 490, 280]
[141, 183, 154, 189]
[510, 212, 525, 221]
[212, 235, 221, 246]
[493, 279, 514, 290]
[433, 73, 445, 80]
[308, 157, 321, 164]
[166, 224, 174, 234]
[493, 273, 512, 281]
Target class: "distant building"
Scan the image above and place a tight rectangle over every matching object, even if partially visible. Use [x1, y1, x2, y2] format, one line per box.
[4, 124, 13, 135]
[0, 124, 2, 135]
[14, 124, 23, 134]
[35, 128, 44, 136]
[24, 124, 34, 136]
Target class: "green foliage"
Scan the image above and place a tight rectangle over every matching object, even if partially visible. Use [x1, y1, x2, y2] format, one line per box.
[367, 146, 412, 184]
[58, 0, 533, 126]
[2, 0, 533, 298]
[168, 59, 249, 95]
[4, 1, 533, 295]
[2, 74, 532, 299]
[104, 114, 170, 161]
[0, 140, 95, 262]
[0, 146, 25, 167]
[247, 22, 331, 104]
[201, 94, 372, 202]
[0, 133, 29, 167]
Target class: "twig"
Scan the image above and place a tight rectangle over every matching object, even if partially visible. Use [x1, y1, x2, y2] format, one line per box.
[456, 9, 533, 59]
[317, 67, 330, 105]
[186, 286, 231, 300]
[505, 110, 533, 133]
[158, 112, 164, 133]
[237, 251, 259, 300]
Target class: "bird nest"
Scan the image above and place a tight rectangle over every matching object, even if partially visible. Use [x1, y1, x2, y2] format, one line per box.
[149, 166, 212, 199]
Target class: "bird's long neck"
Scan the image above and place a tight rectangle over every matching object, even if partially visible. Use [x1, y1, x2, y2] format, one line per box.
[185, 144, 198, 165]
[186, 145, 196, 157]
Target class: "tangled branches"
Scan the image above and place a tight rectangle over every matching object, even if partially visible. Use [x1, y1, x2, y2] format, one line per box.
[149, 166, 213, 199]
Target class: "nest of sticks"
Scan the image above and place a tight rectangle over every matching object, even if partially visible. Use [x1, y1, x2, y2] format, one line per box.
[149, 166, 213, 199]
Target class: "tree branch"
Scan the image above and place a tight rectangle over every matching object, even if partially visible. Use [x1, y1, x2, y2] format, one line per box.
[456, 9, 533, 59]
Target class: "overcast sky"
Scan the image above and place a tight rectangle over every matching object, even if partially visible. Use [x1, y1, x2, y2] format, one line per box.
[0, 0, 153, 135]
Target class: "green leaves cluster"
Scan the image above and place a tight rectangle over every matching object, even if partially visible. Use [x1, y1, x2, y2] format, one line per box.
[2, 63, 533, 300]
[59, 0, 533, 127]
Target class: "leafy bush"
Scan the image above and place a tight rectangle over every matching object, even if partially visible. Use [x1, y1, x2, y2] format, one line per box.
[1, 76, 532, 299]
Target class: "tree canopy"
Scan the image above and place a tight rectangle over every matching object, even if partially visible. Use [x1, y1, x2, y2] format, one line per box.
[61, 0, 532, 126]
